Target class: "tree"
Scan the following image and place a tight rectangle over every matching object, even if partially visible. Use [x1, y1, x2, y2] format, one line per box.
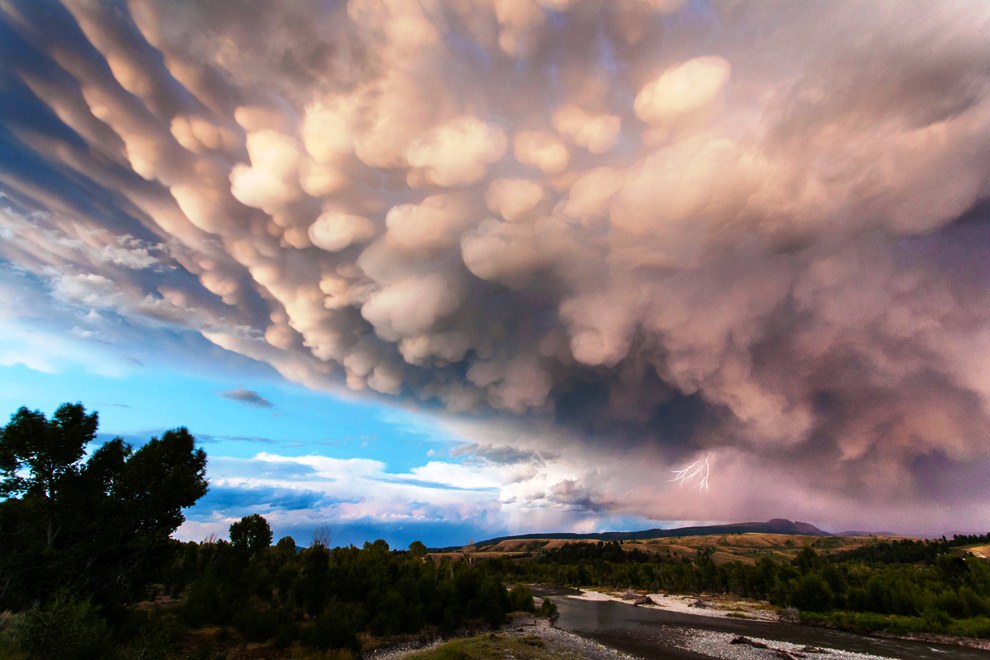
[230, 514, 273, 555]
[0, 403, 208, 608]
[0, 403, 98, 548]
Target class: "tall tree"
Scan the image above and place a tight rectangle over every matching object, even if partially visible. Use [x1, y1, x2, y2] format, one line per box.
[0, 403, 209, 608]
[230, 513, 273, 555]
[0, 403, 98, 548]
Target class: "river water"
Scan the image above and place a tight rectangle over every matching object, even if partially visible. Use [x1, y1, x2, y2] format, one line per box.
[534, 587, 990, 659]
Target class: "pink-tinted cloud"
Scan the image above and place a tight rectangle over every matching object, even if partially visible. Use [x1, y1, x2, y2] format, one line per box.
[2, 0, 990, 534]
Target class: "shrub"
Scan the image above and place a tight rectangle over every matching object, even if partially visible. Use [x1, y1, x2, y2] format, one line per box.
[536, 598, 558, 622]
[779, 606, 799, 623]
[508, 584, 535, 613]
[13, 594, 111, 660]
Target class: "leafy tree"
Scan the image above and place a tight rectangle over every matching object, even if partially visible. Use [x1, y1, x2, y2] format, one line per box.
[0, 403, 98, 548]
[230, 514, 273, 555]
[0, 403, 208, 609]
[793, 547, 823, 573]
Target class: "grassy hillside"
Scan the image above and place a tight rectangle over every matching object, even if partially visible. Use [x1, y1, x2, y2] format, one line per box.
[439, 533, 900, 566]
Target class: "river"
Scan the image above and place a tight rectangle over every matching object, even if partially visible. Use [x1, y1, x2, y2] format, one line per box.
[534, 587, 990, 659]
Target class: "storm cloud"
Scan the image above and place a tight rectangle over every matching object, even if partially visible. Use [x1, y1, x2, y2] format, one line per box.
[2, 0, 990, 533]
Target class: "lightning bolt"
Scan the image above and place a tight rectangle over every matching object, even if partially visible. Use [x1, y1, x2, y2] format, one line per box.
[670, 453, 710, 491]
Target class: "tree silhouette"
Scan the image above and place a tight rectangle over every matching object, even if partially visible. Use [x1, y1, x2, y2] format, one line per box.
[0, 403, 208, 608]
[230, 513, 273, 555]
[0, 403, 98, 548]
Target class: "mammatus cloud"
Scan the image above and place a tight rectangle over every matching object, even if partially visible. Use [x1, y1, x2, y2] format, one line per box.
[2, 0, 990, 534]
[220, 389, 274, 409]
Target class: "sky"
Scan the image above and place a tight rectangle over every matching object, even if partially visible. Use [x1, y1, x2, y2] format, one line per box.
[1, 0, 989, 547]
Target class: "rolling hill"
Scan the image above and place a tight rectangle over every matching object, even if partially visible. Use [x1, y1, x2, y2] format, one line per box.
[470, 518, 829, 550]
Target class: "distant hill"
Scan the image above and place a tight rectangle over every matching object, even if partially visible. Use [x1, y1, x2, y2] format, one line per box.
[471, 518, 829, 549]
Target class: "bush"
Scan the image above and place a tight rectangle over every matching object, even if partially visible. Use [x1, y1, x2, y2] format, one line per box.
[13, 594, 111, 660]
[233, 604, 290, 642]
[308, 605, 360, 652]
[779, 607, 799, 623]
[536, 598, 558, 622]
[792, 574, 834, 612]
[121, 614, 183, 660]
[0, 611, 27, 660]
[508, 584, 535, 613]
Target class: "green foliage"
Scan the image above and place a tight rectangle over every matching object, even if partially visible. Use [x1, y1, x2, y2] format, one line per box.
[308, 604, 360, 652]
[12, 592, 111, 660]
[536, 598, 558, 621]
[537, 540, 653, 564]
[230, 513, 273, 555]
[792, 547, 823, 572]
[0, 403, 208, 611]
[791, 573, 833, 611]
[165, 517, 519, 654]
[491, 535, 990, 639]
[831, 534, 990, 565]
[508, 584, 535, 612]
[0, 404, 97, 503]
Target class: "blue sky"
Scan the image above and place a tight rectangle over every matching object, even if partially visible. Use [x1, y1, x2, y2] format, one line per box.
[2, 0, 990, 542]
[0, 351, 515, 547]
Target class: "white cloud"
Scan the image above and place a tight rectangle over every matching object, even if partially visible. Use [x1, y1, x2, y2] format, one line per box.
[634, 56, 731, 132]
[513, 130, 570, 174]
[309, 210, 377, 252]
[405, 116, 507, 187]
[552, 105, 621, 154]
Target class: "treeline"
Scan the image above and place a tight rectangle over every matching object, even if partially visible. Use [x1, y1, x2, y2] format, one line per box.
[165, 525, 531, 653]
[0, 404, 531, 658]
[537, 539, 654, 564]
[831, 534, 990, 564]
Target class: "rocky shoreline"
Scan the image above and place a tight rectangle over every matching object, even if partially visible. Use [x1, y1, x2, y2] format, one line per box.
[368, 588, 990, 659]
[368, 617, 633, 659]
[571, 588, 780, 621]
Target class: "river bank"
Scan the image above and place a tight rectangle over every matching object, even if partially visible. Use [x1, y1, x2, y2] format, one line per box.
[367, 587, 990, 659]
[570, 587, 990, 654]
[570, 588, 779, 621]
[541, 587, 990, 659]
[370, 617, 634, 659]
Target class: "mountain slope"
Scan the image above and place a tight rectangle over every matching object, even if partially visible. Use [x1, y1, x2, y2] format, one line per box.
[472, 518, 829, 549]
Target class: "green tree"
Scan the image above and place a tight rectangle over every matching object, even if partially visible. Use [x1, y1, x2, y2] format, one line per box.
[230, 514, 273, 555]
[792, 573, 834, 611]
[0, 403, 208, 609]
[0, 403, 98, 548]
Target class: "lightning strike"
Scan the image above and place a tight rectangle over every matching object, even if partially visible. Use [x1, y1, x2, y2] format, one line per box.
[670, 453, 711, 491]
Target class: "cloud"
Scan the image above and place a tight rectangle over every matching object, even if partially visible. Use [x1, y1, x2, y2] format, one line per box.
[309, 210, 376, 252]
[220, 389, 274, 408]
[4, 0, 990, 535]
[451, 442, 553, 466]
[633, 56, 731, 132]
[552, 105, 621, 154]
[405, 116, 507, 187]
[513, 130, 570, 174]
